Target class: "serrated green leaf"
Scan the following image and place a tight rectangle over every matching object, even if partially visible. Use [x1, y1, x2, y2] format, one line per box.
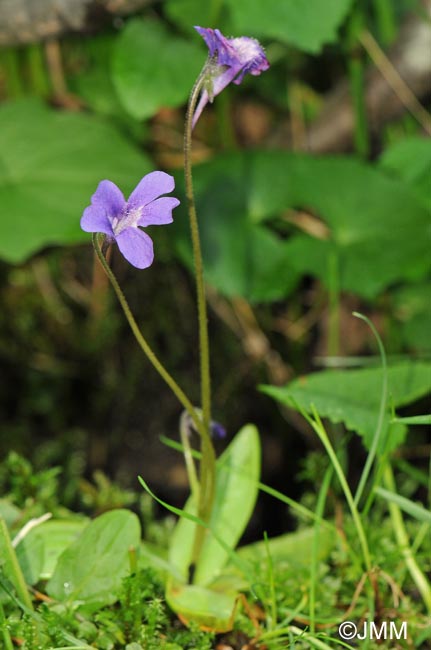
[0, 99, 152, 263]
[260, 361, 431, 452]
[47, 510, 141, 609]
[112, 19, 202, 120]
[227, 0, 353, 53]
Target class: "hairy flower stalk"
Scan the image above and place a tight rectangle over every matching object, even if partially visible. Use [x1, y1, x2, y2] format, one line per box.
[184, 69, 217, 574]
[92, 233, 207, 442]
[185, 26, 269, 575]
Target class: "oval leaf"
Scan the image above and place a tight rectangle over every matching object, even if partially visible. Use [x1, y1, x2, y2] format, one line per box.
[169, 424, 261, 586]
[47, 510, 141, 609]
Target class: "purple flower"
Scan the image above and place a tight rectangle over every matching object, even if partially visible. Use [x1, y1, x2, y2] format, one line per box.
[193, 26, 270, 128]
[81, 172, 180, 269]
[182, 410, 227, 439]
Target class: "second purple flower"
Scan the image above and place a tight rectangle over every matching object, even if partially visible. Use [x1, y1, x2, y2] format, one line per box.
[193, 26, 270, 128]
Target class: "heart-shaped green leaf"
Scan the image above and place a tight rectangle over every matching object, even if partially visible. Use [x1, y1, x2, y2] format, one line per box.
[0, 99, 152, 263]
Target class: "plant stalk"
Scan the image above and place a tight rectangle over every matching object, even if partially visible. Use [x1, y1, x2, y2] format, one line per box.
[184, 69, 217, 573]
[92, 235, 203, 439]
[383, 464, 431, 614]
[345, 9, 369, 158]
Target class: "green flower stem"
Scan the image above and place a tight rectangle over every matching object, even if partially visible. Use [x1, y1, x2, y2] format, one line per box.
[184, 70, 212, 434]
[0, 517, 33, 612]
[383, 463, 431, 614]
[184, 70, 217, 571]
[92, 234, 203, 440]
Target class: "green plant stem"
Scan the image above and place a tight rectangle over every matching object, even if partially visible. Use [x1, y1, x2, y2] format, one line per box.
[184, 70, 217, 572]
[309, 466, 332, 634]
[1, 48, 24, 97]
[26, 43, 50, 96]
[374, 0, 396, 46]
[92, 235, 203, 439]
[180, 411, 200, 505]
[0, 517, 33, 611]
[0, 601, 13, 650]
[263, 531, 277, 630]
[327, 249, 340, 358]
[184, 71, 212, 435]
[346, 9, 369, 158]
[383, 463, 431, 614]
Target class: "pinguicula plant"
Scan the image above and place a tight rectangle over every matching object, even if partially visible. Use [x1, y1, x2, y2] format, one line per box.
[80, 26, 270, 631]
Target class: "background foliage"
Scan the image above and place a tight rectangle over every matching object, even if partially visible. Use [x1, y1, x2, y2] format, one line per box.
[0, 0, 430, 645]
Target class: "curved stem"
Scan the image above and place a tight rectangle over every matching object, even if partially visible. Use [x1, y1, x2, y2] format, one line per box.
[92, 234, 203, 438]
[184, 70, 217, 573]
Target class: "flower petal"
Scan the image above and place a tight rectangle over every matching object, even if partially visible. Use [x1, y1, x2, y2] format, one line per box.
[138, 196, 180, 227]
[192, 90, 210, 129]
[80, 179, 125, 234]
[195, 27, 236, 65]
[212, 66, 240, 96]
[115, 227, 154, 269]
[91, 180, 125, 214]
[128, 171, 175, 208]
[80, 204, 114, 235]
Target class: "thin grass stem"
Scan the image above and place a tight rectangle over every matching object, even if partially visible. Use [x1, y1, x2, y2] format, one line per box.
[353, 312, 388, 507]
[309, 466, 333, 634]
[0, 517, 33, 611]
[383, 464, 431, 613]
[304, 405, 372, 573]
